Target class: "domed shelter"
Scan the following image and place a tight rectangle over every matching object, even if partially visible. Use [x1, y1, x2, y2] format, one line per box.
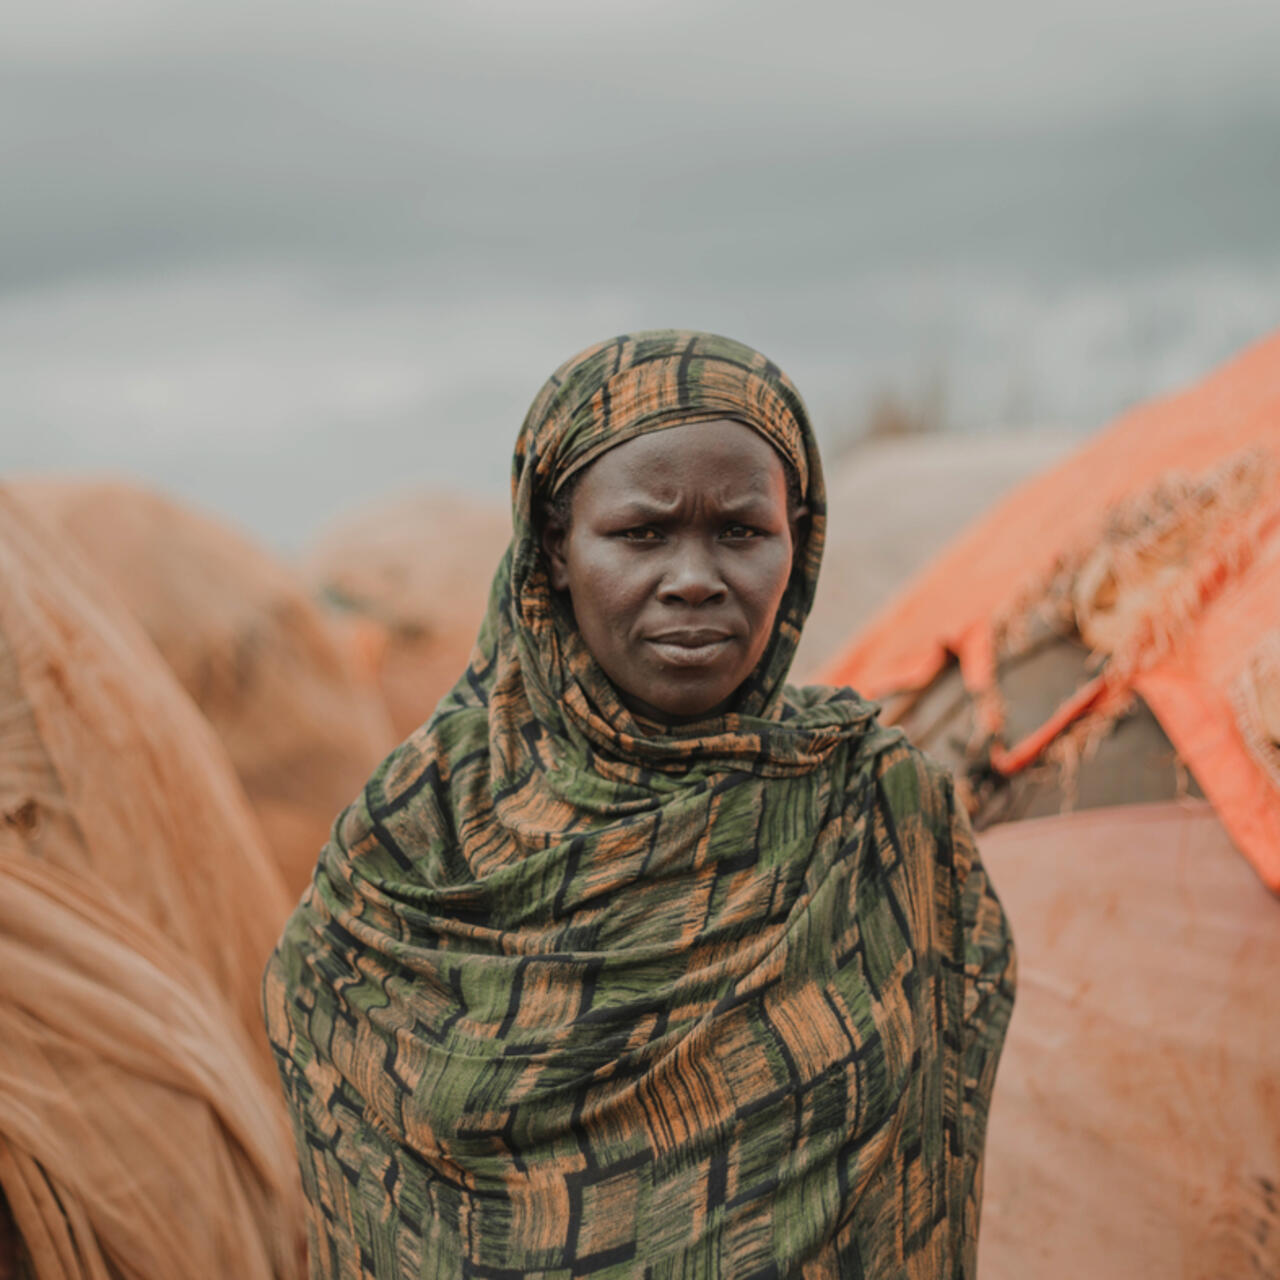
[795, 429, 1076, 677]
[823, 330, 1280, 1278]
[824, 329, 1280, 888]
[303, 490, 511, 738]
[0, 490, 303, 1277]
[975, 802, 1280, 1280]
[16, 479, 396, 897]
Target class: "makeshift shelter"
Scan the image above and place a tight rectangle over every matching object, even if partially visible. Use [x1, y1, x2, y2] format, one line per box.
[823, 328, 1280, 892]
[0, 857, 303, 1280]
[17, 479, 396, 897]
[0, 489, 304, 1277]
[795, 430, 1075, 677]
[821, 332, 1280, 1277]
[304, 491, 511, 738]
[978, 804, 1280, 1280]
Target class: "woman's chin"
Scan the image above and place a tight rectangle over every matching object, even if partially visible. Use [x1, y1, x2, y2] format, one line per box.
[617, 674, 743, 725]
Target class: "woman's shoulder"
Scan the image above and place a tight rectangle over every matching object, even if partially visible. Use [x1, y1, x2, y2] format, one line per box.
[870, 736, 960, 825]
[839, 724, 972, 884]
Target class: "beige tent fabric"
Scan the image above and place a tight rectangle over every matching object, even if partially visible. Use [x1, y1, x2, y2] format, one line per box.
[0, 489, 305, 1275]
[15, 478, 396, 897]
[0, 856, 303, 1280]
[304, 490, 512, 738]
[978, 802, 1280, 1279]
[794, 431, 1076, 678]
[0, 487, 290, 1055]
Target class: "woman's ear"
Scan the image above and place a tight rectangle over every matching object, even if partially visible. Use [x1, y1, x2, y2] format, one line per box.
[541, 507, 571, 591]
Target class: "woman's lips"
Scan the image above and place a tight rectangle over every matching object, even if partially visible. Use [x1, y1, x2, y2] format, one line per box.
[645, 631, 734, 667]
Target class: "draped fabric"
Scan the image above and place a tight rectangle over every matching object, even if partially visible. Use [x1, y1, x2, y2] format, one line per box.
[263, 331, 1015, 1278]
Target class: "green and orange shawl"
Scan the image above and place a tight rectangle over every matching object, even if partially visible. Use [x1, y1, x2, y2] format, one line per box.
[264, 332, 1015, 1278]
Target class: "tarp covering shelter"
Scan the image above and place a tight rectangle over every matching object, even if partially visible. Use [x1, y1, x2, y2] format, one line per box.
[977, 803, 1280, 1280]
[304, 491, 511, 738]
[823, 330, 1280, 891]
[17, 479, 396, 897]
[795, 430, 1075, 677]
[0, 489, 303, 1276]
[819, 335, 1280, 1276]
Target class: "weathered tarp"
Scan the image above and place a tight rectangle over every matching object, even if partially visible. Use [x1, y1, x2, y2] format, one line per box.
[977, 802, 1280, 1280]
[16, 478, 396, 897]
[823, 330, 1280, 890]
[303, 490, 511, 738]
[0, 489, 304, 1276]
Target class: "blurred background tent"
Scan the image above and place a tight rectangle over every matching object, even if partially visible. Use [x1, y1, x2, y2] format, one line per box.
[822, 329, 1280, 1277]
[16, 478, 397, 898]
[794, 429, 1076, 676]
[823, 325, 1280, 889]
[303, 491, 511, 739]
[0, 490, 304, 1277]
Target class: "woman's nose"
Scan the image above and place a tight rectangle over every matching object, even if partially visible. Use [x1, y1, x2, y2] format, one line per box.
[656, 540, 727, 606]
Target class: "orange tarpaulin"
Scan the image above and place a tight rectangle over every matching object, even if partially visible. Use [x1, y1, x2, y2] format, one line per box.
[823, 330, 1280, 890]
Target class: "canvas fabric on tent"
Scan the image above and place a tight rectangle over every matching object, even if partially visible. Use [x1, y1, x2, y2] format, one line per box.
[16, 479, 396, 897]
[0, 856, 303, 1280]
[823, 329, 1280, 891]
[303, 490, 511, 738]
[976, 802, 1280, 1280]
[794, 430, 1075, 678]
[0, 489, 304, 1276]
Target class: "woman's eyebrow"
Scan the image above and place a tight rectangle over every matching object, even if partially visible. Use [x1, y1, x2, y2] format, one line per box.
[718, 492, 774, 513]
[608, 493, 775, 521]
[608, 496, 680, 519]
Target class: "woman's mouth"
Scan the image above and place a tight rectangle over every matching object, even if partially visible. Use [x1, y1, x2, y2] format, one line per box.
[645, 630, 734, 667]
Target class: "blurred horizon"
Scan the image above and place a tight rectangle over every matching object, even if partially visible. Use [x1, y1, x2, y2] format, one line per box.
[4, 0, 1279, 548]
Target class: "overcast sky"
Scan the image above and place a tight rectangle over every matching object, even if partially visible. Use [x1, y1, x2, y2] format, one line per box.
[4, 0, 1279, 545]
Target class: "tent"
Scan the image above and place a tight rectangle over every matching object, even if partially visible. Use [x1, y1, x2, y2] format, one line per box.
[978, 802, 1279, 1279]
[823, 329, 1280, 892]
[17, 479, 396, 897]
[304, 490, 511, 738]
[821, 333, 1280, 1277]
[795, 430, 1075, 677]
[0, 489, 303, 1277]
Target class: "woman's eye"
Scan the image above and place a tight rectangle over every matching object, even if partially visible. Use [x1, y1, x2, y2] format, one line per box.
[619, 527, 660, 542]
[723, 524, 759, 539]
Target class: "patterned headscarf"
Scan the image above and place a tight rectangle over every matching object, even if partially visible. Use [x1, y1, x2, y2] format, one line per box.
[494, 328, 875, 779]
[264, 330, 1015, 1278]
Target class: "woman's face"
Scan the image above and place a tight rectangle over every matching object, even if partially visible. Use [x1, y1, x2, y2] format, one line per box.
[542, 418, 803, 723]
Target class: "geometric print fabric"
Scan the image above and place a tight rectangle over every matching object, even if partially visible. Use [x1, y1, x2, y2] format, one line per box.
[263, 331, 1015, 1277]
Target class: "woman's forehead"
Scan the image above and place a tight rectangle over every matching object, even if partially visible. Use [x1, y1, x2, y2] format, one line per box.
[576, 418, 789, 496]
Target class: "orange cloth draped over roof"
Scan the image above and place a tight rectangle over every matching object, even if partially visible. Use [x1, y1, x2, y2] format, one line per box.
[823, 330, 1280, 891]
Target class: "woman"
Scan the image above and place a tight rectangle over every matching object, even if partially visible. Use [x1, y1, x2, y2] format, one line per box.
[263, 330, 1015, 1278]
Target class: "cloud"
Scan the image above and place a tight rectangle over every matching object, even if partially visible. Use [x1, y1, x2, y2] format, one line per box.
[3, 0, 1279, 545]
